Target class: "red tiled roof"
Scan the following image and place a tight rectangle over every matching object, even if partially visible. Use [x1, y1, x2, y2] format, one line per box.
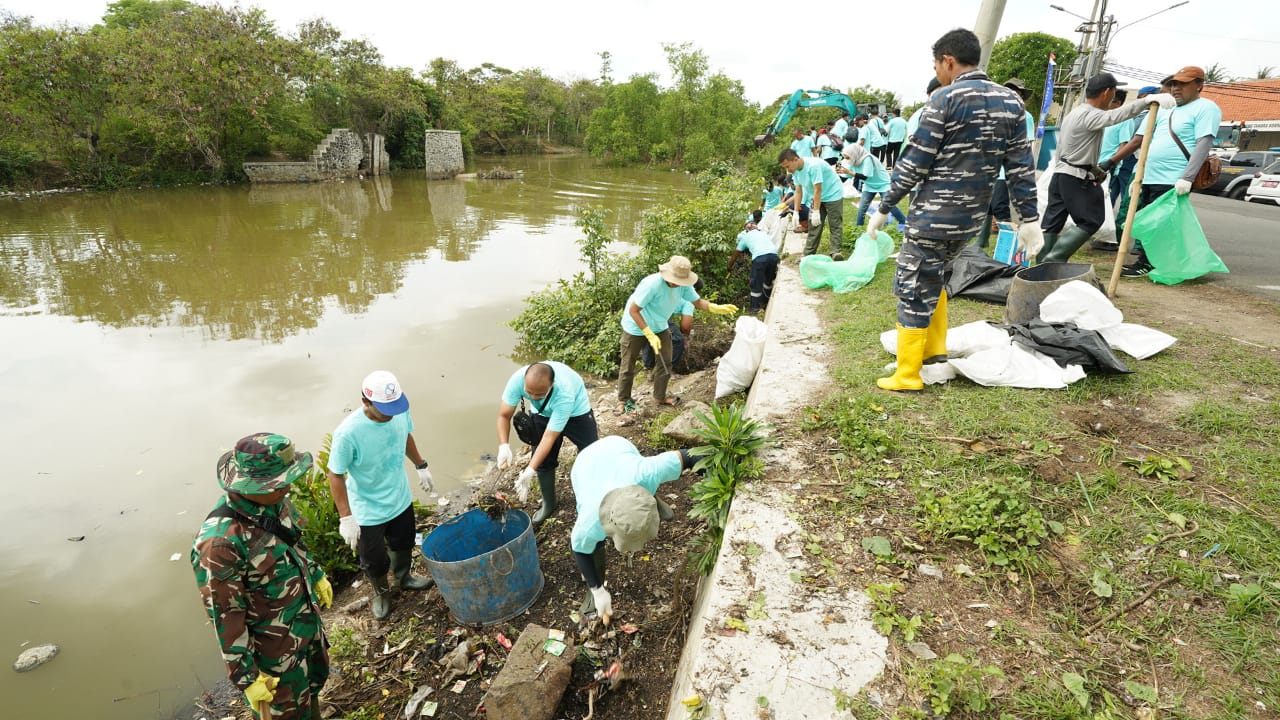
[1202, 79, 1280, 122]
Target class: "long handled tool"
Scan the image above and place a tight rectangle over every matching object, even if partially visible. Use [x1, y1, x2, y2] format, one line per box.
[257, 698, 271, 719]
[1107, 101, 1161, 298]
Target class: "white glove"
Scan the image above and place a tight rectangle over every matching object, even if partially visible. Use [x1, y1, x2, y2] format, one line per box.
[1016, 220, 1045, 258]
[514, 466, 535, 503]
[417, 465, 434, 493]
[338, 515, 360, 552]
[496, 443, 513, 469]
[1148, 93, 1177, 110]
[1174, 179, 1192, 196]
[591, 585, 613, 624]
[866, 210, 890, 240]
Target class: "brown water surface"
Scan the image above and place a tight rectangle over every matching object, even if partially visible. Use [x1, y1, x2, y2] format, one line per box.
[0, 155, 691, 719]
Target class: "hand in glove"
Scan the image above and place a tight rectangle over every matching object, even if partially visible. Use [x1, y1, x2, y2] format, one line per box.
[706, 303, 738, 316]
[641, 327, 661, 353]
[1174, 178, 1192, 195]
[496, 443, 513, 469]
[417, 465, 434, 493]
[866, 210, 890, 240]
[514, 466, 535, 503]
[1148, 93, 1177, 110]
[591, 585, 613, 625]
[244, 673, 278, 708]
[338, 515, 360, 552]
[1098, 158, 1116, 175]
[314, 575, 333, 609]
[1016, 220, 1045, 258]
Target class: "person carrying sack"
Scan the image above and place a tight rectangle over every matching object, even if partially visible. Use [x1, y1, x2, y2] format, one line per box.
[495, 361, 598, 526]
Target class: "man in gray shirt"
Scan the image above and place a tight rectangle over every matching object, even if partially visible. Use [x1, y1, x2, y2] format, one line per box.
[1038, 73, 1175, 263]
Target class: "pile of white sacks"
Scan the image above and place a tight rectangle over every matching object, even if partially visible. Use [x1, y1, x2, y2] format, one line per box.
[879, 280, 1177, 389]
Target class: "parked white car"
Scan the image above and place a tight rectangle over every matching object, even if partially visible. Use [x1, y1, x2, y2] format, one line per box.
[1244, 160, 1280, 206]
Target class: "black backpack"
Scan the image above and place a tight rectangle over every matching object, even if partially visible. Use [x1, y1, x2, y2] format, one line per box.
[845, 127, 859, 144]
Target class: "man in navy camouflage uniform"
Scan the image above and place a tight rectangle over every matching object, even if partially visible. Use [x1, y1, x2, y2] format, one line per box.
[192, 433, 333, 719]
[867, 28, 1044, 391]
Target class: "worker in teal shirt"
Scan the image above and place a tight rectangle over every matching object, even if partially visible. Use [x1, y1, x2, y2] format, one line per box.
[852, 151, 907, 228]
[885, 109, 910, 167]
[789, 127, 815, 158]
[780, 148, 846, 258]
[618, 256, 737, 413]
[495, 361, 597, 525]
[728, 221, 780, 311]
[569, 435, 694, 622]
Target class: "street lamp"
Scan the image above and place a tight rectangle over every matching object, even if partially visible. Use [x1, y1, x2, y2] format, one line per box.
[1110, 1, 1190, 41]
[1049, 4, 1090, 22]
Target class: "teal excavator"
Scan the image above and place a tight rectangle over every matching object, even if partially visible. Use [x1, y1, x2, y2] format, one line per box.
[753, 89, 885, 148]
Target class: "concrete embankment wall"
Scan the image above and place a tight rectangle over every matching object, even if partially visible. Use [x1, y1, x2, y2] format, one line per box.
[665, 230, 887, 718]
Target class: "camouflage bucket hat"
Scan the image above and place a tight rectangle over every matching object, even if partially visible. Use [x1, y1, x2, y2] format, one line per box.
[217, 433, 313, 495]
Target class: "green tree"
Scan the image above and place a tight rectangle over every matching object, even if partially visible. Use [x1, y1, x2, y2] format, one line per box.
[988, 32, 1078, 115]
[101, 0, 192, 29]
[1203, 62, 1230, 83]
[1256, 66, 1276, 80]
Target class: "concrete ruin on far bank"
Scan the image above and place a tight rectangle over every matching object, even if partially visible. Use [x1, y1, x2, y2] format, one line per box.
[243, 129, 389, 183]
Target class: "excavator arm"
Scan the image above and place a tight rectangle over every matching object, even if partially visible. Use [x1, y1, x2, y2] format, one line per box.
[754, 90, 860, 148]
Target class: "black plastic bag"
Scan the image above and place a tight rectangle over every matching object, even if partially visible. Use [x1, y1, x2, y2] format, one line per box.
[996, 319, 1131, 374]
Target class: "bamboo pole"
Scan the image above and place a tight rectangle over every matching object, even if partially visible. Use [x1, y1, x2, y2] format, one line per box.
[1107, 101, 1160, 298]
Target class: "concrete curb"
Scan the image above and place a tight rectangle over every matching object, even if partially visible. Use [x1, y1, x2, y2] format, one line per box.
[665, 230, 887, 718]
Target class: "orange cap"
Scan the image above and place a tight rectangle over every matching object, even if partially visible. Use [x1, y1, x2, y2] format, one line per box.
[1170, 66, 1205, 82]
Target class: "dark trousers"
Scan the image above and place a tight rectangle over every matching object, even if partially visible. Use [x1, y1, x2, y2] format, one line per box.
[1109, 156, 1136, 205]
[1131, 183, 1173, 259]
[886, 140, 904, 167]
[1043, 173, 1105, 235]
[642, 321, 686, 369]
[804, 199, 844, 256]
[357, 503, 416, 577]
[528, 410, 599, 471]
[749, 253, 780, 310]
[619, 329, 672, 401]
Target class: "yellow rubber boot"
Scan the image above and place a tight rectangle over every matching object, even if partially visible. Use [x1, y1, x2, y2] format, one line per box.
[923, 291, 948, 365]
[877, 325, 927, 392]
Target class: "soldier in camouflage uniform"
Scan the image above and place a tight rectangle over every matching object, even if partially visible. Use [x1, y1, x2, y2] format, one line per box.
[191, 433, 333, 720]
[867, 28, 1044, 392]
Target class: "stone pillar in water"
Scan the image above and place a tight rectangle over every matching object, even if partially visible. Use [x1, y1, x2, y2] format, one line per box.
[424, 130, 464, 180]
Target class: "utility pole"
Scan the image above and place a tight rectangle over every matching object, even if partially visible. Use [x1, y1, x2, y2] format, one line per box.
[974, 0, 1008, 71]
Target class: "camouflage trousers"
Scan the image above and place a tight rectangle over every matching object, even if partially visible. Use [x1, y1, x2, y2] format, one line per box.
[893, 235, 968, 329]
[255, 638, 329, 720]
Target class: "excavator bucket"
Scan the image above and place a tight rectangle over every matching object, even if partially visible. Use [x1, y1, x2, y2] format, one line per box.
[753, 133, 775, 149]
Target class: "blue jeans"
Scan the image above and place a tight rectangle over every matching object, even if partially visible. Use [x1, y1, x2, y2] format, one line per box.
[857, 189, 906, 227]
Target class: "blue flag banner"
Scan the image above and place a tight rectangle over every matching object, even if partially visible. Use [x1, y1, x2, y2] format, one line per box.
[1036, 53, 1056, 139]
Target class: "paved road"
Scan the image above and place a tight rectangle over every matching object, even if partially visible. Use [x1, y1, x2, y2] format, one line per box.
[1188, 192, 1280, 302]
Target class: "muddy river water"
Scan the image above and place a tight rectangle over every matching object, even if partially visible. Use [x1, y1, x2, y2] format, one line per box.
[0, 156, 692, 719]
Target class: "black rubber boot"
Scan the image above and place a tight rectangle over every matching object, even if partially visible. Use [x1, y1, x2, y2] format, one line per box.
[1041, 226, 1092, 263]
[368, 573, 393, 620]
[1035, 231, 1060, 264]
[390, 549, 433, 591]
[973, 210, 995, 249]
[532, 468, 558, 525]
[578, 546, 608, 614]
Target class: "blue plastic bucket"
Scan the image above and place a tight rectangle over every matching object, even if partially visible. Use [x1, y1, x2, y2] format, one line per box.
[420, 508, 544, 626]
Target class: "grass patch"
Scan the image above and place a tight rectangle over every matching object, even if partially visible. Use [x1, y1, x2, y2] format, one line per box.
[795, 256, 1280, 717]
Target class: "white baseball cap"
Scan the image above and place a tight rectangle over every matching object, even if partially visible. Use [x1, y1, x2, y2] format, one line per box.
[361, 370, 410, 416]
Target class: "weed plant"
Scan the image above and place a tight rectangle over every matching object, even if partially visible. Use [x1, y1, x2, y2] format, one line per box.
[916, 477, 1056, 571]
[290, 433, 358, 581]
[686, 402, 766, 574]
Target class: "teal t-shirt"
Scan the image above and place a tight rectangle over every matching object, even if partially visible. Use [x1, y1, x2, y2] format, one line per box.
[620, 273, 700, 337]
[832, 117, 849, 140]
[736, 228, 778, 258]
[790, 135, 815, 157]
[1100, 117, 1136, 163]
[1142, 98, 1223, 185]
[329, 410, 415, 526]
[569, 436, 684, 554]
[762, 186, 784, 208]
[855, 155, 893, 193]
[887, 116, 909, 142]
[905, 107, 926, 141]
[817, 134, 839, 160]
[501, 361, 592, 433]
[863, 121, 886, 148]
[794, 157, 844, 203]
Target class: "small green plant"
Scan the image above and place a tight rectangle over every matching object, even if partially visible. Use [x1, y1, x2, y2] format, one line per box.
[291, 433, 359, 581]
[687, 402, 766, 574]
[911, 654, 1005, 716]
[1226, 582, 1265, 618]
[866, 582, 926, 643]
[802, 396, 898, 461]
[328, 626, 365, 665]
[916, 477, 1052, 570]
[1123, 452, 1192, 481]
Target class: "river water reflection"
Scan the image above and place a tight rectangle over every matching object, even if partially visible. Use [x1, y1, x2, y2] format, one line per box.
[0, 155, 692, 719]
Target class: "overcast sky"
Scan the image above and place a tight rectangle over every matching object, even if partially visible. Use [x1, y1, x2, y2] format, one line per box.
[6, 0, 1279, 106]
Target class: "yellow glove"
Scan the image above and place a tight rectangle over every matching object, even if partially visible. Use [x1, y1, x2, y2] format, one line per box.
[244, 673, 278, 709]
[706, 303, 738, 316]
[641, 327, 661, 352]
[314, 575, 332, 609]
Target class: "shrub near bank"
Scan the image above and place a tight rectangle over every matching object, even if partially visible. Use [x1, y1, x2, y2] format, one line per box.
[512, 167, 756, 375]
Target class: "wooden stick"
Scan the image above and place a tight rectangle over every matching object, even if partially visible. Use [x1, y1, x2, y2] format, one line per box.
[1107, 101, 1161, 298]
[1084, 576, 1176, 634]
